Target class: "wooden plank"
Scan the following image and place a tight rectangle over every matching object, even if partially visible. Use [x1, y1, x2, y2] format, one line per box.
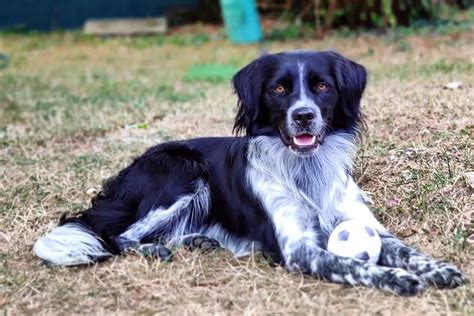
[83, 17, 167, 35]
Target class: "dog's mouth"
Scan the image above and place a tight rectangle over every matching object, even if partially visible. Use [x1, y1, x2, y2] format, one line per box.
[277, 126, 324, 156]
[288, 133, 323, 155]
[292, 134, 316, 147]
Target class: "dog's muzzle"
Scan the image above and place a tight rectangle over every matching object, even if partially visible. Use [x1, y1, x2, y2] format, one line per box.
[285, 106, 325, 155]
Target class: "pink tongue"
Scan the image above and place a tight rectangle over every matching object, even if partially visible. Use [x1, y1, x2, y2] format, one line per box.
[294, 135, 315, 146]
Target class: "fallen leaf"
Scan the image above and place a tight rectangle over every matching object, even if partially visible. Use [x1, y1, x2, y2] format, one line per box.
[444, 81, 463, 90]
[0, 297, 9, 307]
[386, 198, 401, 207]
[464, 172, 474, 189]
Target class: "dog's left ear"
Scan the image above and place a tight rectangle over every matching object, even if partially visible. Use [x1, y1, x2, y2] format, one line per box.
[232, 55, 275, 135]
[326, 51, 367, 131]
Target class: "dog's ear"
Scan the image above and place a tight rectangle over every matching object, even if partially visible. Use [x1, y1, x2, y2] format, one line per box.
[232, 55, 274, 135]
[326, 51, 367, 132]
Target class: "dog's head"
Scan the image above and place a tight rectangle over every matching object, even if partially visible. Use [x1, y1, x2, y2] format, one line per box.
[232, 50, 367, 156]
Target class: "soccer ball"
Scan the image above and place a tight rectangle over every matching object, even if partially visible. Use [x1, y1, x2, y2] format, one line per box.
[327, 220, 382, 264]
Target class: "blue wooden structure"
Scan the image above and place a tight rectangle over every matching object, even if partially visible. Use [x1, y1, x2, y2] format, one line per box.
[0, 0, 197, 31]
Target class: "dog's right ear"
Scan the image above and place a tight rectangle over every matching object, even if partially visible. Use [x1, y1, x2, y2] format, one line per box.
[232, 55, 274, 135]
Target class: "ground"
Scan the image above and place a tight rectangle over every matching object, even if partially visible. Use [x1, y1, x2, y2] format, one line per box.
[0, 22, 473, 314]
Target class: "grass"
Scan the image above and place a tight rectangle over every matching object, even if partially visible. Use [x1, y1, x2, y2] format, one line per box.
[0, 25, 473, 314]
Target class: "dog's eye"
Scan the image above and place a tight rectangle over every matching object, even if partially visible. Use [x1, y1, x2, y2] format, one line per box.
[316, 82, 328, 91]
[274, 85, 286, 94]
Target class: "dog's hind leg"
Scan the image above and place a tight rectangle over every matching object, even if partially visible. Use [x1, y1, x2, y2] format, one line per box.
[112, 179, 212, 260]
[34, 143, 211, 266]
[114, 178, 211, 257]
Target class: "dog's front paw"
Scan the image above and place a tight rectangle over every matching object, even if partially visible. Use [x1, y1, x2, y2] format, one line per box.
[421, 262, 468, 289]
[382, 268, 427, 296]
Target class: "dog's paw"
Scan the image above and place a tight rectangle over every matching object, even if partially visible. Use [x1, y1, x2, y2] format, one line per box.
[421, 262, 468, 289]
[382, 268, 427, 296]
[137, 243, 173, 262]
[182, 235, 220, 251]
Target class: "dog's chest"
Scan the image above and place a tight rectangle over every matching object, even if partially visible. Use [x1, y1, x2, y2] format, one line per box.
[246, 136, 354, 232]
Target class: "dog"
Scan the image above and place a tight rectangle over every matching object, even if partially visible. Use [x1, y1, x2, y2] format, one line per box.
[34, 50, 466, 296]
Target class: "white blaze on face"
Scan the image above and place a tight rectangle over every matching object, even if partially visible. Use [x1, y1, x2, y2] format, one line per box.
[285, 63, 323, 133]
[298, 62, 309, 102]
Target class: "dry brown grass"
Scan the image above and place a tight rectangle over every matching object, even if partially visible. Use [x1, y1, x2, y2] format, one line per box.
[0, 27, 473, 315]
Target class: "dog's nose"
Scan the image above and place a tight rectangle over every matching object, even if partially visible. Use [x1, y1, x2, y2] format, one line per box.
[292, 107, 316, 127]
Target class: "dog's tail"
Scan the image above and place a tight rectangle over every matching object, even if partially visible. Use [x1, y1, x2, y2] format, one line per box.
[33, 222, 112, 266]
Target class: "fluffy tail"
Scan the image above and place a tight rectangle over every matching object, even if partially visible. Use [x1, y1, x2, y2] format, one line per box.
[33, 223, 112, 266]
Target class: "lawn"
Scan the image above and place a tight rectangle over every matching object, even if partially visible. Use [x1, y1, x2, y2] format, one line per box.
[0, 24, 473, 314]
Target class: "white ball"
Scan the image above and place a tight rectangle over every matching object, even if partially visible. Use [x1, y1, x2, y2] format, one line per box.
[327, 220, 381, 264]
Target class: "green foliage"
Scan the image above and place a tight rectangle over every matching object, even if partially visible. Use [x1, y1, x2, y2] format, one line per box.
[268, 24, 301, 41]
[264, 0, 471, 30]
[0, 53, 9, 69]
[395, 40, 412, 52]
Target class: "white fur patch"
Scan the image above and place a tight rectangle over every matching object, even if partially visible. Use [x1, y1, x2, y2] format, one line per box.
[248, 133, 357, 233]
[298, 62, 309, 100]
[33, 223, 110, 266]
[168, 224, 261, 257]
[283, 63, 325, 137]
[247, 133, 362, 261]
[120, 179, 210, 242]
[336, 178, 386, 232]
[200, 224, 262, 257]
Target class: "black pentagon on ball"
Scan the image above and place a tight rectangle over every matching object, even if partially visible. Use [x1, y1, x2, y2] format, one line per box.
[365, 226, 375, 237]
[338, 229, 350, 241]
[355, 251, 370, 261]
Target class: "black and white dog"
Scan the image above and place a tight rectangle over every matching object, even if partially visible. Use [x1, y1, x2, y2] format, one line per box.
[34, 50, 466, 296]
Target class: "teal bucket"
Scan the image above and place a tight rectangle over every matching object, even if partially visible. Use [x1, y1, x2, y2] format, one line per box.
[220, 0, 262, 44]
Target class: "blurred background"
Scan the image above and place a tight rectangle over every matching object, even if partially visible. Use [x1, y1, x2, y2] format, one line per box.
[0, 1, 472, 41]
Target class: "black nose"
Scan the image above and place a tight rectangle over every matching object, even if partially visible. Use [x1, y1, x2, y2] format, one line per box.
[292, 107, 316, 127]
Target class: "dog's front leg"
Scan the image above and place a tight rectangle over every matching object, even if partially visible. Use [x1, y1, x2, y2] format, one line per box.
[270, 205, 426, 296]
[336, 178, 467, 290]
[286, 243, 427, 296]
[378, 234, 467, 289]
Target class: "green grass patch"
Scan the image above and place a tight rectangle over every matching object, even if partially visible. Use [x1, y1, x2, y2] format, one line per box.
[184, 64, 238, 83]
